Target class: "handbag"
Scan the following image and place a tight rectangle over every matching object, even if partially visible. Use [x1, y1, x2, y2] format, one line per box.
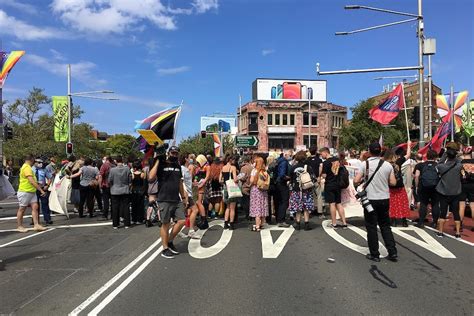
[226, 179, 243, 199]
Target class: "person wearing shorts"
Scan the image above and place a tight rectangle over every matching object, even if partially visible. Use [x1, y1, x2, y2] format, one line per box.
[149, 145, 188, 259]
[180, 154, 200, 239]
[319, 148, 347, 229]
[16, 155, 47, 233]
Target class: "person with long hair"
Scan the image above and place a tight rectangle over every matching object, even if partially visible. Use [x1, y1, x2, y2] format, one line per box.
[249, 156, 269, 231]
[384, 147, 411, 227]
[436, 145, 463, 238]
[195, 154, 210, 229]
[220, 155, 239, 230]
[288, 151, 314, 231]
[205, 158, 223, 219]
[131, 160, 146, 225]
[266, 155, 278, 224]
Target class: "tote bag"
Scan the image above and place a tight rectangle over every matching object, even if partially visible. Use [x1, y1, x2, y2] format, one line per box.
[226, 179, 243, 199]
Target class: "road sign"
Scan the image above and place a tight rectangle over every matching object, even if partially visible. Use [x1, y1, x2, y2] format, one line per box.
[235, 135, 259, 147]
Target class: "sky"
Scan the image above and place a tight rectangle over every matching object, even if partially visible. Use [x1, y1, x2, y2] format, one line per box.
[1, 0, 473, 142]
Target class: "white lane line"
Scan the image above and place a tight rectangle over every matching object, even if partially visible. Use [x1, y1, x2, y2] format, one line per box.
[406, 220, 474, 247]
[0, 214, 60, 221]
[0, 228, 55, 248]
[0, 222, 112, 233]
[88, 245, 164, 315]
[69, 236, 163, 315]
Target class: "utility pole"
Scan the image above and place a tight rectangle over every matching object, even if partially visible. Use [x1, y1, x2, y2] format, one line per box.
[417, 0, 425, 146]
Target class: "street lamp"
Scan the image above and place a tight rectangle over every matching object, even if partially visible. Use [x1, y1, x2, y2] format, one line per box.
[67, 64, 118, 145]
[317, 0, 426, 146]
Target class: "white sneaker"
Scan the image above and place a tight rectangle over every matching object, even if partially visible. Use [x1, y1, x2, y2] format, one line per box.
[178, 231, 188, 239]
[188, 230, 201, 239]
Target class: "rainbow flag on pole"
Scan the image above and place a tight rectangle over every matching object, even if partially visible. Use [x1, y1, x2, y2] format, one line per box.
[0, 51, 25, 87]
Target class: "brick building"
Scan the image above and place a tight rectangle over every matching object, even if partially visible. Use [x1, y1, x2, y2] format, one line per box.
[368, 80, 442, 139]
[237, 101, 347, 152]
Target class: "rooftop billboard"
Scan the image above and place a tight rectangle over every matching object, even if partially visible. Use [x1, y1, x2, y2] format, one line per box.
[252, 78, 327, 102]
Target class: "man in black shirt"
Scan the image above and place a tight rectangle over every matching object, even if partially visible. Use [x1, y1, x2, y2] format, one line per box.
[149, 145, 188, 259]
[319, 147, 347, 229]
[306, 146, 322, 215]
[414, 150, 440, 228]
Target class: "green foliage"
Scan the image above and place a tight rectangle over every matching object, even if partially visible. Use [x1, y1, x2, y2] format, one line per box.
[340, 98, 406, 150]
[3, 88, 140, 162]
[105, 134, 141, 159]
[178, 133, 235, 156]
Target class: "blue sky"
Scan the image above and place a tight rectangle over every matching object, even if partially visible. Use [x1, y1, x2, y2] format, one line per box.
[1, 0, 473, 142]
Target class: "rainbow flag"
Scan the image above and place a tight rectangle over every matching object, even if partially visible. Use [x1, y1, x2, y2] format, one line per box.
[0, 51, 25, 87]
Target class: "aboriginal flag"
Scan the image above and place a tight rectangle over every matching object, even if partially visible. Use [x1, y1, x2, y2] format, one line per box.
[369, 83, 406, 125]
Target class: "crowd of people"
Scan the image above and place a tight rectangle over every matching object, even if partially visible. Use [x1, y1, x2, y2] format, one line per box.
[13, 140, 474, 260]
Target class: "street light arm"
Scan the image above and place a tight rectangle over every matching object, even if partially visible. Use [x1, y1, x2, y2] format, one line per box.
[335, 18, 418, 35]
[70, 90, 114, 96]
[345, 5, 420, 18]
[318, 65, 422, 76]
[73, 95, 119, 100]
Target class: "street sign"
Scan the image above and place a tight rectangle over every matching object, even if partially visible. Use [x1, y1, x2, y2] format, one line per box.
[235, 135, 259, 147]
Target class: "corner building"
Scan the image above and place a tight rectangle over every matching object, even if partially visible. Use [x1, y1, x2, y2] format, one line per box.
[237, 101, 348, 152]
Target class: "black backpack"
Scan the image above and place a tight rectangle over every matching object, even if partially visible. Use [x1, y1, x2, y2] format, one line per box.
[338, 166, 350, 189]
[420, 163, 439, 189]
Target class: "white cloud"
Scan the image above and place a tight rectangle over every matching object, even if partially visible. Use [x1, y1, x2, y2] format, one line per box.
[0, 0, 37, 15]
[262, 49, 275, 56]
[157, 66, 190, 75]
[50, 0, 219, 34]
[192, 0, 219, 14]
[0, 9, 67, 40]
[49, 48, 65, 61]
[25, 53, 107, 86]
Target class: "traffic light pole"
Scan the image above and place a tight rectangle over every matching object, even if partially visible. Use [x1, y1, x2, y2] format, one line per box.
[67, 64, 72, 145]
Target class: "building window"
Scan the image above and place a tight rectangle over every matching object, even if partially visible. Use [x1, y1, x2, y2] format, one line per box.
[303, 112, 317, 126]
[290, 114, 295, 126]
[267, 113, 273, 125]
[303, 135, 318, 148]
[268, 135, 295, 150]
[282, 114, 288, 125]
[275, 113, 280, 125]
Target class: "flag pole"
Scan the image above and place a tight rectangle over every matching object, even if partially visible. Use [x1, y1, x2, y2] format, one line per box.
[172, 101, 183, 146]
[401, 83, 411, 142]
[450, 85, 455, 141]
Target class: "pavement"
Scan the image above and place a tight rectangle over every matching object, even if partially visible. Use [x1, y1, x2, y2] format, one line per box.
[0, 199, 473, 315]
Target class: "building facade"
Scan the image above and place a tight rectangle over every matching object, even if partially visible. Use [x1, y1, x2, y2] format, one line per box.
[368, 80, 442, 139]
[237, 101, 347, 152]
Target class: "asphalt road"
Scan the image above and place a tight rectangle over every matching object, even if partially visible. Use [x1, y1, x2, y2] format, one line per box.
[0, 200, 473, 315]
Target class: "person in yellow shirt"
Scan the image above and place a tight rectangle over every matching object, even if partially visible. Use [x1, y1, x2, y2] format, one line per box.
[17, 155, 47, 233]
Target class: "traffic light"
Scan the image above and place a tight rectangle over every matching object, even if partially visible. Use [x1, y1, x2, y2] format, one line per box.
[3, 125, 13, 140]
[66, 142, 73, 155]
[239, 148, 244, 156]
[200, 130, 207, 138]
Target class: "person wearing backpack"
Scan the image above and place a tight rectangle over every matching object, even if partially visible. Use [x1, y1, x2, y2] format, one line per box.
[288, 151, 314, 231]
[249, 156, 269, 232]
[319, 148, 348, 229]
[435, 146, 463, 238]
[414, 150, 440, 228]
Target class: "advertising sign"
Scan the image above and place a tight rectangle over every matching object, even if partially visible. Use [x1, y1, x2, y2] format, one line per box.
[201, 116, 236, 133]
[52, 96, 69, 142]
[252, 78, 327, 102]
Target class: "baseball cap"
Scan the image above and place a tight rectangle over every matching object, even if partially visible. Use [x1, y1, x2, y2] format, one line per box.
[168, 145, 180, 153]
[368, 142, 382, 154]
[35, 158, 44, 163]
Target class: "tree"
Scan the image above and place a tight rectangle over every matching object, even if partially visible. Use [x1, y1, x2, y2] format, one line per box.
[106, 134, 141, 159]
[340, 98, 407, 150]
[178, 133, 235, 157]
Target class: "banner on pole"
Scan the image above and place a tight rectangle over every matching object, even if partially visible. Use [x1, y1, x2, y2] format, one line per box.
[52, 96, 69, 142]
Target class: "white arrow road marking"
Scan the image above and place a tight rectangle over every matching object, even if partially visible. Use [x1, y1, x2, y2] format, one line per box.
[260, 225, 294, 258]
[322, 220, 388, 258]
[188, 220, 233, 259]
[392, 227, 456, 259]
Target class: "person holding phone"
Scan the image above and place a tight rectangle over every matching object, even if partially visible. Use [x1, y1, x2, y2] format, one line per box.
[16, 155, 47, 233]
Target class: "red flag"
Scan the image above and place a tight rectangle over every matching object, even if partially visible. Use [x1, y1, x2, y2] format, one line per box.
[394, 142, 418, 151]
[418, 116, 452, 155]
[369, 83, 406, 125]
